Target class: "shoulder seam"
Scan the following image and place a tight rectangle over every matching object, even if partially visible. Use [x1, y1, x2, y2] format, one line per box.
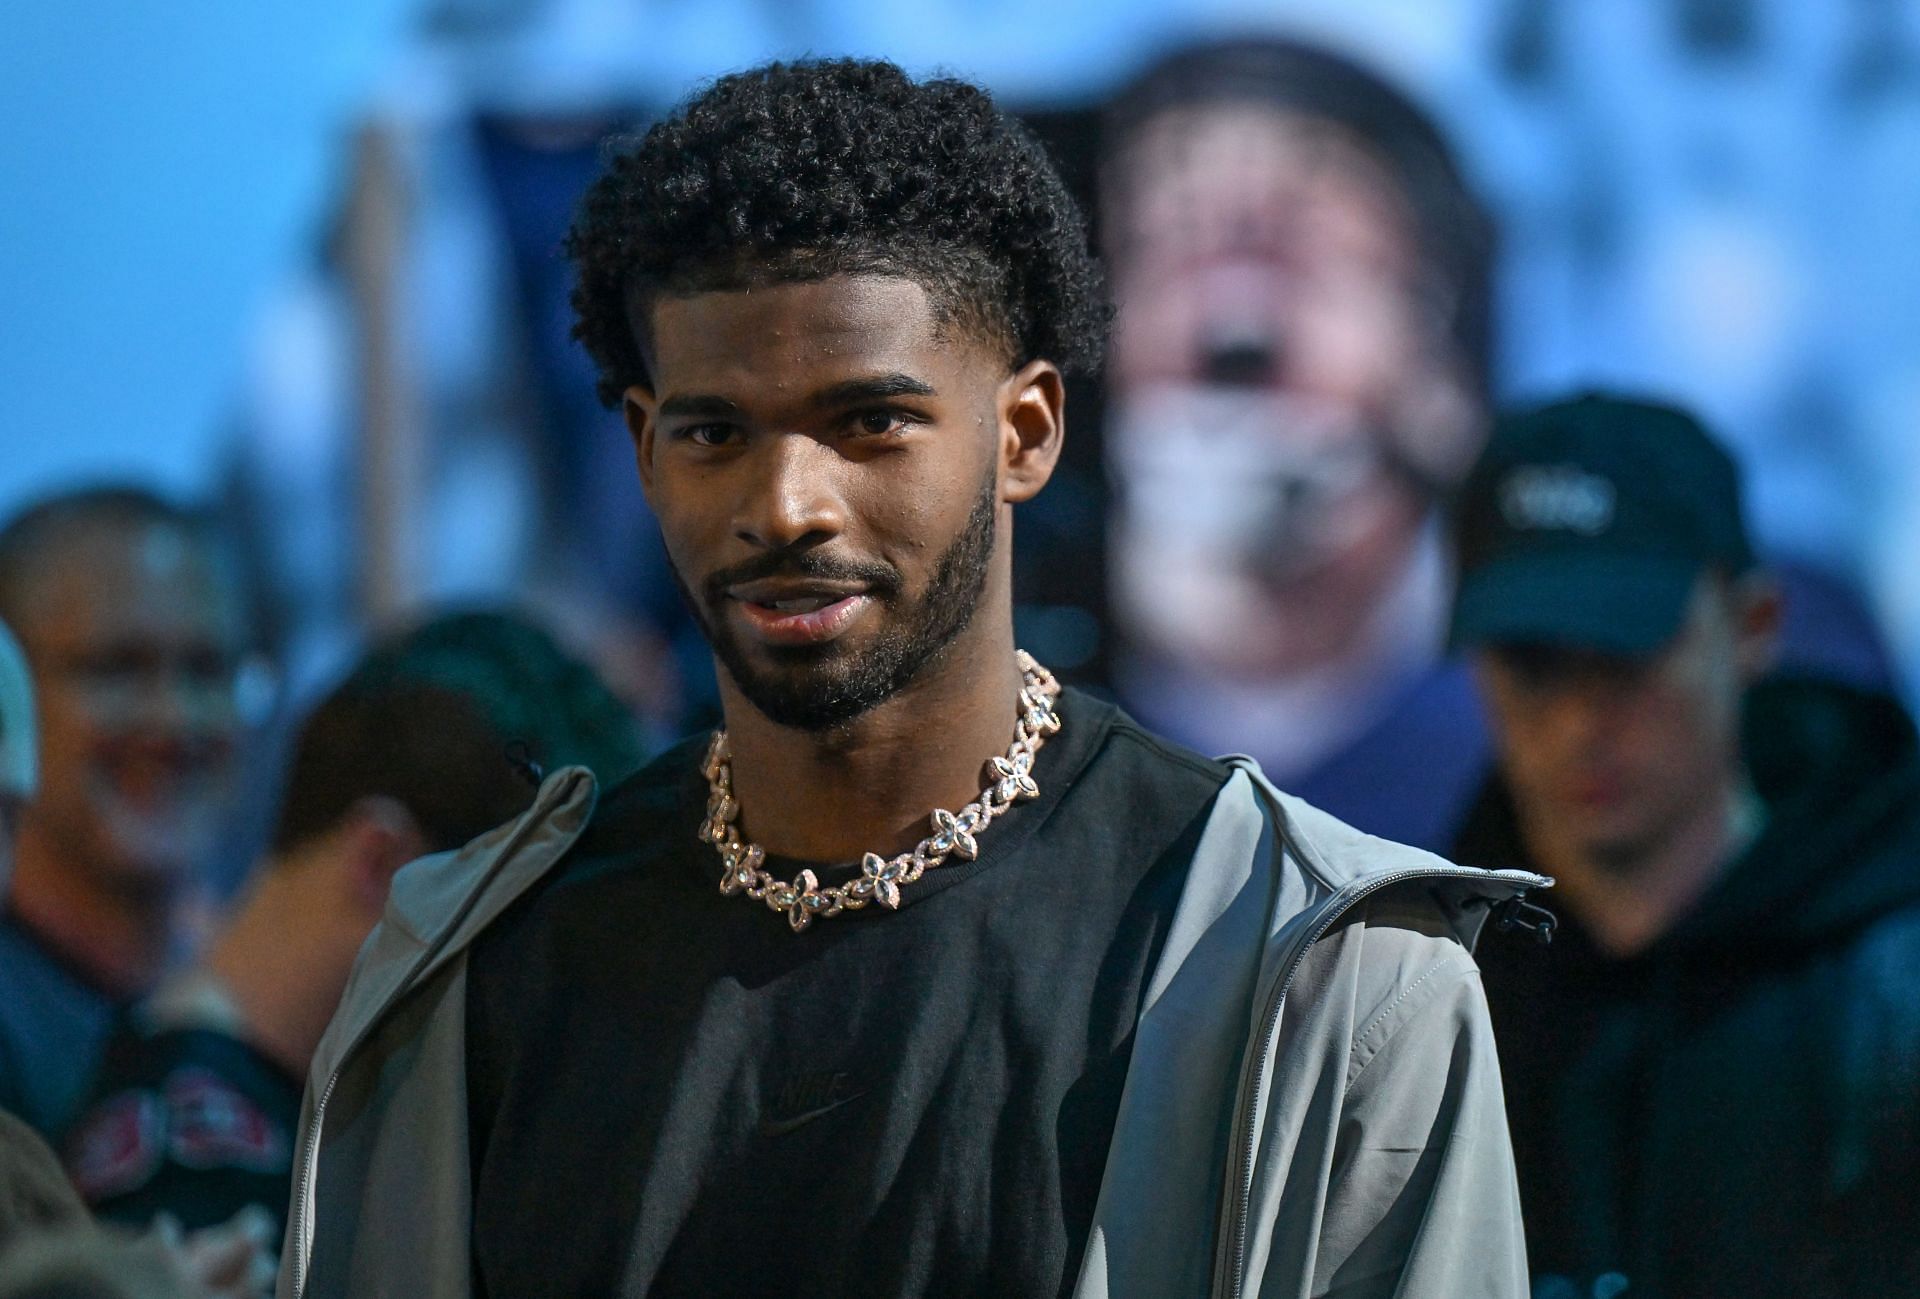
[1106, 720, 1234, 783]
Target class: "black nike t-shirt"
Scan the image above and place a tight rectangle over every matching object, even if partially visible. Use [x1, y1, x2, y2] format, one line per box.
[465, 690, 1231, 1298]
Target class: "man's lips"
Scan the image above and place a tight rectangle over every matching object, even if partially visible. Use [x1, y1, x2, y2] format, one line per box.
[1564, 774, 1626, 810]
[95, 752, 226, 814]
[726, 581, 874, 646]
[725, 576, 869, 605]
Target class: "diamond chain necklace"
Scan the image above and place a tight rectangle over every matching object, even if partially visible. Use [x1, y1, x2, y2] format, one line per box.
[699, 650, 1062, 932]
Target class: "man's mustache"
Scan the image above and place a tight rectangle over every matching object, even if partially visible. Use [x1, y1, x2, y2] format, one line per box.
[701, 548, 903, 606]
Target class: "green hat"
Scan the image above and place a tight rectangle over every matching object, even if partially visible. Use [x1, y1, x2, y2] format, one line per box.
[1449, 392, 1756, 657]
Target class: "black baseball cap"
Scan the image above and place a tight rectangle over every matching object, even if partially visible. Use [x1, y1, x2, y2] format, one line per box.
[1449, 392, 1757, 657]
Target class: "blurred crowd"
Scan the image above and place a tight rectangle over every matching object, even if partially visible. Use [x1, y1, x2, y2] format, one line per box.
[1, 28, 1917, 1299]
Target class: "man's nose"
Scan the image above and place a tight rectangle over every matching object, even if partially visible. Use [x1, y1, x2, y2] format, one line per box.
[1541, 685, 1615, 751]
[132, 667, 240, 736]
[734, 434, 847, 551]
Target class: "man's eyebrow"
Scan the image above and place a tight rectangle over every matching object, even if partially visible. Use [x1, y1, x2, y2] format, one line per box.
[656, 375, 936, 421]
[657, 394, 744, 420]
[809, 374, 938, 408]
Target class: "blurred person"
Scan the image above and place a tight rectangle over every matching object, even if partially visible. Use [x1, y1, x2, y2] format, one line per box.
[1099, 38, 1497, 851]
[283, 59, 1545, 1299]
[61, 611, 644, 1244]
[0, 624, 271, 1299]
[1452, 393, 1920, 1298]
[0, 490, 255, 1139]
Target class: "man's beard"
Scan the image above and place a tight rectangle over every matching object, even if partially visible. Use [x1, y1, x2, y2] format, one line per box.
[675, 469, 999, 731]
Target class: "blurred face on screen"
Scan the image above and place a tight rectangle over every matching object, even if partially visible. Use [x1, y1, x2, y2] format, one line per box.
[15, 520, 248, 894]
[1104, 104, 1480, 675]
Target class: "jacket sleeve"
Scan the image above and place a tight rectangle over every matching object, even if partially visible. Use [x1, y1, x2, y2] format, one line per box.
[0, 1108, 89, 1251]
[1306, 950, 1529, 1299]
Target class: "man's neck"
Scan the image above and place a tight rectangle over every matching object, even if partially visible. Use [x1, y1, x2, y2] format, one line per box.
[1524, 775, 1764, 958]
[719, 624, 1028, 864]
[201, 851, 362, 1080]
[6, 830, 179, 998]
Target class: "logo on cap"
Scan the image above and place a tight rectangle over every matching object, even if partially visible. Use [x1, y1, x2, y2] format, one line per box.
[1499, 465, 1616, 536]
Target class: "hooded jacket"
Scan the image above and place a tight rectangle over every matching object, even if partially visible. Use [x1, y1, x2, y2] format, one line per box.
[280, 757, 1547, 1299]
[1460, 676, 1920, 1298]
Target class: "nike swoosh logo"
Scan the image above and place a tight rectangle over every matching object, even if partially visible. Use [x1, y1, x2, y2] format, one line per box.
[759, 1090, 869, 1138]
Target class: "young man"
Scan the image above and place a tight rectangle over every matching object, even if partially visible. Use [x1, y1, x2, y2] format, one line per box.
[284, 60, 1544, 1299]
[0, 490, 255, 1139]
[63, 612, 645, 1245]
[1452, 393, 1920, 1298]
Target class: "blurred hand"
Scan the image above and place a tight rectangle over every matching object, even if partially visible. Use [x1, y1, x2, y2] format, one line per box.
[153, 1206, 278, 1299]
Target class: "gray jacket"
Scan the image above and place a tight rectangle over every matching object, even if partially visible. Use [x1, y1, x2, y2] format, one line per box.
[281, 760, 1548, 1299]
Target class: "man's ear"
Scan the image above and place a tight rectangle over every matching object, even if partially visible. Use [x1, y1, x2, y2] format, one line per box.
[1732, 572, 1785, 684]
[998, 360, 1065, 505]
[338, 795, 428, 916]
[624, 385, 660, 499]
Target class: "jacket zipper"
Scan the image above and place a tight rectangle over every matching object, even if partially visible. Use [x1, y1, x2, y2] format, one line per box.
[288, 772, 593, 1299]
[1211, 864, 1547, 1299]
[290, 1071, 340, 1298]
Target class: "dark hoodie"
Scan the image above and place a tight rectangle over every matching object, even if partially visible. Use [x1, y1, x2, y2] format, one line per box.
[1458, 676, 1920, 1299]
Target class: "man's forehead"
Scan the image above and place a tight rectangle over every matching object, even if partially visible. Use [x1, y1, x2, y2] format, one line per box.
[1113, 105, 1415, 245]
[1122, 105, 1395, 185]
[19, 519, 243, 640]
[644, 274, 945, 386]
[43, 518, 223, 580]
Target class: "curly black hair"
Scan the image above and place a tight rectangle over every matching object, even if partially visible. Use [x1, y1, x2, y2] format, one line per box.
[567, 58, 1107, 407]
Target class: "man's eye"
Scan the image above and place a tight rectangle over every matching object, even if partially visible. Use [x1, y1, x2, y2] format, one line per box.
[851, 410, 909, 438]
[681, 424, 739, 447]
